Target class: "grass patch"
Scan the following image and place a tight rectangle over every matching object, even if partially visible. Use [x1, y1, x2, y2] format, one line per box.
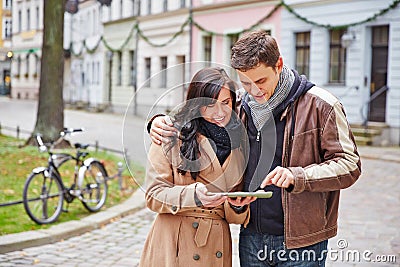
[0, 134, 145, 235]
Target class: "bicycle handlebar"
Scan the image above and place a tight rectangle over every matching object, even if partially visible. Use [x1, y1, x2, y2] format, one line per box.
[35, 128, 84, 151]
[63, 128, 84, 135]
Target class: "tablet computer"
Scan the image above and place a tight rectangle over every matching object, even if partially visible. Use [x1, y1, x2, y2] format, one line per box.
[207, 190, 273, 198]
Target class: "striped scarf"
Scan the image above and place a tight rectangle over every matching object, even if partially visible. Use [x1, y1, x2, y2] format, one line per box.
[247, 65, 294, 131]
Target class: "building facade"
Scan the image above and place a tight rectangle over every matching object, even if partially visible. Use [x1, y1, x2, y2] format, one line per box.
[7, 0, 400, 145]
[64, 0, 109, 110]
[103, 0, 190, 116]
[0, 0, 12, 96]
[10, 0, 42, 99]
[280, 0, 400, 145]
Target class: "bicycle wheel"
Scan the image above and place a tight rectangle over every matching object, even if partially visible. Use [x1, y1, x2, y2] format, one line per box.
[23, 171, 64, 224]
[80, 161, 108, 212]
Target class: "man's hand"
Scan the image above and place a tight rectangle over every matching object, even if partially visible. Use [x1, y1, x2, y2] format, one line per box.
[227, 196, 256, 206]
[149, 116, 177, 145]
[196, 184, 227, 207]
[260, 166, 294, 189]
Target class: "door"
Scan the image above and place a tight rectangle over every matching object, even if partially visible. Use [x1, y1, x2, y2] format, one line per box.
[368, 25, 389, 122]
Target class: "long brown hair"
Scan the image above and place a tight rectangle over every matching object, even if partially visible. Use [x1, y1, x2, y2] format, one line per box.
[170, 67, 237, 180]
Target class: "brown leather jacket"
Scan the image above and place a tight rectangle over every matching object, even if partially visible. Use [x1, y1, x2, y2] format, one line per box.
[239, 86, 362, 249]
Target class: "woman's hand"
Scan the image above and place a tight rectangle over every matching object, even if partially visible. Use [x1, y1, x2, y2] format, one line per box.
[150, 116, 177, 145]
[227, 196, 256, 206]
[195, 184, 227, 208]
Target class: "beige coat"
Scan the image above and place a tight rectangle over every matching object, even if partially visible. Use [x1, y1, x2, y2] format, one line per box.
[139, 135, 250, 267]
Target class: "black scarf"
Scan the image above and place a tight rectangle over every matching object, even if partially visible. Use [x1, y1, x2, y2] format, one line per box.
[199, 115, 243, 165]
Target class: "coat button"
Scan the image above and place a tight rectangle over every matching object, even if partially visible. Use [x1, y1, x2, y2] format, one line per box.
[216, 251, 223, 258]
[171, 205, 177, 212]
[192, 222, 199, 229]
[193, 254, 200, 260]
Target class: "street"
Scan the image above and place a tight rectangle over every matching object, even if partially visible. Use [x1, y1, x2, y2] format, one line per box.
[0, 97, 399, 266]
[0, 97, 150, 167]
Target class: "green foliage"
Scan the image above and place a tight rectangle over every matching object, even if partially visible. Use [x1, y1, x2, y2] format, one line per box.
[0, 134, 144, 235]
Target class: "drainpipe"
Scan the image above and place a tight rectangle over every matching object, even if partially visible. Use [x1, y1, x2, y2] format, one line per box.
[187, 0, 193, 101]
[133, 0, 140, 116]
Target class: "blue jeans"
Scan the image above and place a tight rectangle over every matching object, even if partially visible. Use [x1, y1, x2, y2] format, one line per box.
[239, 227, 328, 267]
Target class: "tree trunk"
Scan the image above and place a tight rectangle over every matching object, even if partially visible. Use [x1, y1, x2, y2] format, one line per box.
[27, 0, 67, 145]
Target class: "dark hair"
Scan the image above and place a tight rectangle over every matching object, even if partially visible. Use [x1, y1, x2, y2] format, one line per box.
[231, 30, 280, 71]
[169, 67, 237, 180]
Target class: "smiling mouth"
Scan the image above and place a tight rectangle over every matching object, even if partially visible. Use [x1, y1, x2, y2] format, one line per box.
[214, 117, 225, 122]
[254, 94, 265, 99]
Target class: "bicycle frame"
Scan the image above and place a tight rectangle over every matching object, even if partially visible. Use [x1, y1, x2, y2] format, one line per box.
[23, 128, 109, 224]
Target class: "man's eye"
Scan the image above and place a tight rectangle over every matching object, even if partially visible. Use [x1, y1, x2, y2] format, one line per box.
[256, 79, 266, 84]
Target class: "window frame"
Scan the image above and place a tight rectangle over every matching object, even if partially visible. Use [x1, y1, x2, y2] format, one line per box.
[295, 31, 310, 78]
[329, 29, 347, 84]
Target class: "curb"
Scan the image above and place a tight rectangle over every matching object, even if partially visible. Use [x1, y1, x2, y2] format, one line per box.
[358, 146, 400, 164]
[0, 189, 145, 254]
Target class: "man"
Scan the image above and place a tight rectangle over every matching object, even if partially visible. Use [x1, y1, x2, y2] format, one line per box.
[149, 30, 361, 266]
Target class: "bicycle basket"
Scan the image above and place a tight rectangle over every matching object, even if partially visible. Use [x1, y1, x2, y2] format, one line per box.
[51, 153, 73, 168]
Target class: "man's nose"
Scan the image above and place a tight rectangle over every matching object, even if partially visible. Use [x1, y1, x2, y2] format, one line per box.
[250, 84, 261, 95]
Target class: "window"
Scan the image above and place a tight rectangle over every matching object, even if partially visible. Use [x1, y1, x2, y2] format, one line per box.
[93, 9, 97, 34]
[27, 9, 30, 31]
[4, 0, 11, 10]
[18, 10, 22, 32]
[92, 62, 95, 85]
[4, 19, 12, 39]
[147, 0, 152, 15]
[203, 36, 212, 66]
[36, 7, 40, 29]
[35, 55, 40, 77]
[133, 0, 140, 16]
[145, 57, 151, 87]
[117, 52, 122, 85]
[120, 0, 123, 18]
[163, 0, 168, 12]
[180, 0, 186, 8]
[97, 62, 101, 84]
[129, 51, 135, 85]
[228, 33, 239, 51]
[295, 32, 310, 78]
[227, 33, 239, 77]
[86, 62, 90, 85]
[329, 29, 346, 84]
[160, 56, 167, 88]
[17, 57, 21, 76]
[25, 54, 30, 77]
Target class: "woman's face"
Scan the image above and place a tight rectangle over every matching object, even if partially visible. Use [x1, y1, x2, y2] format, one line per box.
[200, 86, 233, 127]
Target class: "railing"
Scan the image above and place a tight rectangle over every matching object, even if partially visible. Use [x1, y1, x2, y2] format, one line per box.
[0, 123, 131, 208]
[336, 85, 359, 99]
[359, 85, 389, 126]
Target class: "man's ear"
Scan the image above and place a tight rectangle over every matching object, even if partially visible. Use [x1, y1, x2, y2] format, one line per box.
[276, 56, 283, 72]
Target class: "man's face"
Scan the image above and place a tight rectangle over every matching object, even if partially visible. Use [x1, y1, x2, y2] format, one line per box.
[237, 58, 283, 104]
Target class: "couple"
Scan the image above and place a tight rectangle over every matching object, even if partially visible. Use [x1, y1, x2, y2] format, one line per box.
[140, 31, 361, 267]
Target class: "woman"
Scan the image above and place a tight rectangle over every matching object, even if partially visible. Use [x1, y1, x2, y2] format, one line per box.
[140, 67, 251, 267]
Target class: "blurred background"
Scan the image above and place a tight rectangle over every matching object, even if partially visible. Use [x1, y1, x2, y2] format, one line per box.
[1, 0, 399, 146]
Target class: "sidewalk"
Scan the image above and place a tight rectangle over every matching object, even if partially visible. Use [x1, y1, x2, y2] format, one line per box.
[1, 146, 399, 255]
[0, 189, 146, 254]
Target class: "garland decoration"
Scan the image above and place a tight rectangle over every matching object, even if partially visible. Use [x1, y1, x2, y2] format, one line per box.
[281, 0, 400, 30]
[136, 17, 191, 47]
[69, 0, 399, 55]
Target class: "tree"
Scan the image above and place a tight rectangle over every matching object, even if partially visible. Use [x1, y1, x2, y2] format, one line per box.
[27, 0, 67, 145]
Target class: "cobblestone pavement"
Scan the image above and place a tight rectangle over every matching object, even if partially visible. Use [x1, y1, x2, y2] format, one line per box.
[1, 157, 399, 266]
